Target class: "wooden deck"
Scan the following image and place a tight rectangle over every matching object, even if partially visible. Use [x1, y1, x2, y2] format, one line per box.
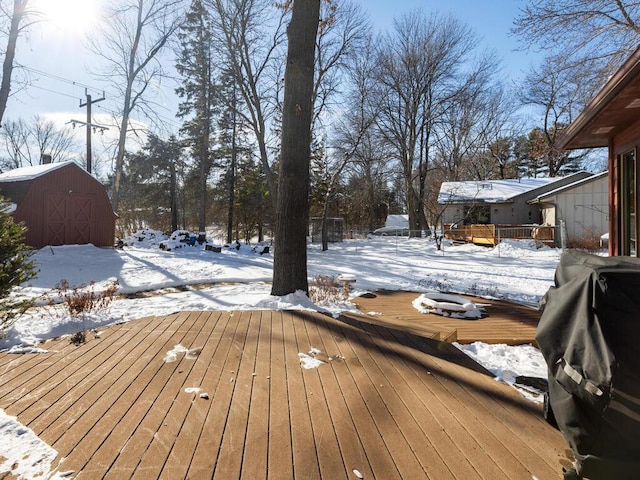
[350, 290, 540, 345]
[0, 309, 571, 479]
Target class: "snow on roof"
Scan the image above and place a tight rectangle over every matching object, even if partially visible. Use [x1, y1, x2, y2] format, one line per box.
[438, 177, 568, 204]
[0, 161, 75, 182]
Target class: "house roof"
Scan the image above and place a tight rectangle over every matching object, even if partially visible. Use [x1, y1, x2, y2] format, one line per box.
[437, 173, 591, 205]
[558, 46, 640, 150]
[0, 161, 74, 182]
[530, 171, 608, 203]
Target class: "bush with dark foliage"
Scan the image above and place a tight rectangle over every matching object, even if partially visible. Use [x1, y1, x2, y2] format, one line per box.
[0, 196, 37, 333]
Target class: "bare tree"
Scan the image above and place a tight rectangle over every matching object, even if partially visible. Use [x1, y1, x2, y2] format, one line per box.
[374, 11, 478, 236]
[316, 32, 379, 250]
[512, 1, 640, 94]
[87, 0, 185, 212]
[520, 54, 588, 176]
[208, 0, 288, 213]
[33, 115, 78, 161]
[0, 0, 38, 127]
[0, 115, 77, 170]
[271, 0, 320, 297]
[311, 0, 368, 127]
[208, 0, 365, 218]
[435, 57, 511, 182]
[0, 116, 28, 169]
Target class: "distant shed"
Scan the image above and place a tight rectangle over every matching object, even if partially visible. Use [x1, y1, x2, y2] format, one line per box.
[0, 161, 117, 248]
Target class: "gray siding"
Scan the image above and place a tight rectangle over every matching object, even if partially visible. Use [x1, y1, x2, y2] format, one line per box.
[540, 175, 608, 243]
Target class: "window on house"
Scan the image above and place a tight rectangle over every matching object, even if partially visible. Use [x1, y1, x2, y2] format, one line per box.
[464, 205, 490, 224]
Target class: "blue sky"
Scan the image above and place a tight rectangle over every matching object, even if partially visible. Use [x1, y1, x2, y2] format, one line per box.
[366, 0, 537, 81]
[8, 0, 541, 141]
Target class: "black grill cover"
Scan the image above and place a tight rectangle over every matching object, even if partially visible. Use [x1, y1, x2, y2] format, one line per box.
[536, 250, 640, 479]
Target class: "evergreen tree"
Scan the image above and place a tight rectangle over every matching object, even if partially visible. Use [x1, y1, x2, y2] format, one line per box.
[124, 134, 186, 232]
[234, 154, 268, 243]
[0, 196, 36, 332]
[176, 0, 217, 233]
[213, 70, 245, 244]
[515, 127, 585, 178]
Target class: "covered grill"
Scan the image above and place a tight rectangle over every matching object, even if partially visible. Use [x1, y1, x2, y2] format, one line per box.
[537, 250, 640, 479]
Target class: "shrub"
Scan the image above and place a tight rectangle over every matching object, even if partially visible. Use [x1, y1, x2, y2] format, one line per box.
[0, 196, 37, 334]
[50, 279, 119, 317]
[566, 226, 604, 252]
[309, 275, 345, 303]
[47, 279, 120, 344]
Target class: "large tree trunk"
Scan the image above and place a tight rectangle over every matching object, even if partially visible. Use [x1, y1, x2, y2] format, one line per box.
[271, 0, 320, 297]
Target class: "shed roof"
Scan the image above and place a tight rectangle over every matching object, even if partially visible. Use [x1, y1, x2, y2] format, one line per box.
[0, 161, 98, 207]
[0, 161, 73, 182]
[438, 174, 589, 205]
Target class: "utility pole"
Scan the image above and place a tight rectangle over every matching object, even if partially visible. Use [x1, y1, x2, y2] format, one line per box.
[79, 90, 106, 174]
[67, 90, 108, 174]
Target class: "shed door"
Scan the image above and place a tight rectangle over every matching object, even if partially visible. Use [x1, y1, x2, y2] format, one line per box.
[46, 193, 94, 245]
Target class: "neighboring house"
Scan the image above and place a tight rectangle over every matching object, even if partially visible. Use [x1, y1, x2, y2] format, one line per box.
[558, 46, 640, 257]
[437, 172, 593, 226]
[529, 171, 608, 247]
[0, 161, 117, 249]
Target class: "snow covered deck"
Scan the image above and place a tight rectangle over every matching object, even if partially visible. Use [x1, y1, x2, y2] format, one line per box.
[0, 309, 569, 479]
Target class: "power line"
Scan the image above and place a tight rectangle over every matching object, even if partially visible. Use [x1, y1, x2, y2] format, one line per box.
[30, 84, 84, 101]
[20, 65, 183, 133]
[18, 64, 104, 96]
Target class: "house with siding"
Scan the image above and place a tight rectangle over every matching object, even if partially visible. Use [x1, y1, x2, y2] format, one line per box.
[0, 161, 117, 248]
[529, 171, 608, 247]
[437, 172, 593, 227]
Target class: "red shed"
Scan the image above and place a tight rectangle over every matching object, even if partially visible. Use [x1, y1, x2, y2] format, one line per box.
[0, 161, 117, 248]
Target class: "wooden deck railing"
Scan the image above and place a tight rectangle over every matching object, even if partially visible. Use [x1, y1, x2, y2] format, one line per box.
[443, 224, 556, 246]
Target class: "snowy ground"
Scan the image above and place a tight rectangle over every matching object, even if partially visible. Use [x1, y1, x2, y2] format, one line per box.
[1, 233, 578, 479]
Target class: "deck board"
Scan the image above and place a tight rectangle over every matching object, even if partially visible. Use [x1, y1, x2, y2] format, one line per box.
[0, 308, 571, 479]
[350, 290, 540, 345]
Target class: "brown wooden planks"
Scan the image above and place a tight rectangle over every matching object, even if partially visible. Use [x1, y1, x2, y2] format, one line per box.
[0, 309, 568, 480]
[352, 290, 539, 345]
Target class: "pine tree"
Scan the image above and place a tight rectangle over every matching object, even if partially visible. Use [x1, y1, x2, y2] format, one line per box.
[176, 0, 217, 233]
[234, 155, 268, 243]
[124, 134, 186, 232]
[213, 70, 245, 244]
[0, 196, 37, 333]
